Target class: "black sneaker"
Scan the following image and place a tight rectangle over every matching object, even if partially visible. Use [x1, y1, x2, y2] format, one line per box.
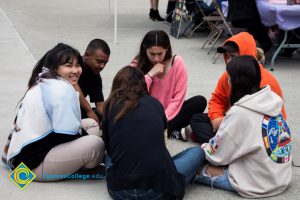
[170, 129, 187, 142]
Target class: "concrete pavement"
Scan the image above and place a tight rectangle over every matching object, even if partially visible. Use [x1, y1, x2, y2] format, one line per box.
[0, 0, 299, 199]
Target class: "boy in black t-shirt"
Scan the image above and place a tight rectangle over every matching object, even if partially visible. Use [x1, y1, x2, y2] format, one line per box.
[74, 39, 110, 125]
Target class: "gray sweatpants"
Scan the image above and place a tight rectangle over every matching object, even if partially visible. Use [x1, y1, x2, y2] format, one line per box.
[33, 119, 105, 181]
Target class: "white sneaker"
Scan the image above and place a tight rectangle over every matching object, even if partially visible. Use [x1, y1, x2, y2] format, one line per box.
[180, 128, 187, 141]
[184, 125, 192, 141]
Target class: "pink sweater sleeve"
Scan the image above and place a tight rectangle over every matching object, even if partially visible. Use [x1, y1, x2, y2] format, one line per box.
[130, 59, 153, 91]
[129, 59, 138, 68]
[145, 75, 153, 91]
[164, 57, 187, 120]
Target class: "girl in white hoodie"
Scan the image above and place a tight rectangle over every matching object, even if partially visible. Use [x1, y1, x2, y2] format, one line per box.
[195, 55, 292, 198]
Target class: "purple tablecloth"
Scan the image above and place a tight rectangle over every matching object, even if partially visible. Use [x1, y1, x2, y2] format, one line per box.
[256, 0, 300, 31]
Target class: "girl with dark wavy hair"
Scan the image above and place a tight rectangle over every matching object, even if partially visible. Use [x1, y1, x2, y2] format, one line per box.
[103, 66, 205, 200]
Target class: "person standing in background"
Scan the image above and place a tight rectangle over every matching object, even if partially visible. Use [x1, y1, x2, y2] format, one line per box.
[149, 0, 164, 21]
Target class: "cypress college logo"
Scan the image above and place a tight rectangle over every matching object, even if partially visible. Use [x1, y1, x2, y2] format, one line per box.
[9, 162, 36, 190]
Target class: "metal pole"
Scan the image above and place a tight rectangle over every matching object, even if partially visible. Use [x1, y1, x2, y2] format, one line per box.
[108, 0, 111, 15]
[270, 30, 288, 71]
[114, 0, 117, 44]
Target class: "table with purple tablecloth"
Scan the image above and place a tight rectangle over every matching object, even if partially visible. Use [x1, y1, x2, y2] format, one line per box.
[256, 0, 300, 31]
[256, 0, 300, 69]
[222, 0, 300, 69]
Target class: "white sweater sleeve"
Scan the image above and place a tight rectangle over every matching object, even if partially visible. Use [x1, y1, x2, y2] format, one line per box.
[203, 107, 253, 166]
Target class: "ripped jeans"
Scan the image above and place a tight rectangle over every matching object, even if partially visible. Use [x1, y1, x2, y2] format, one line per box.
[194, 166, 236, 192]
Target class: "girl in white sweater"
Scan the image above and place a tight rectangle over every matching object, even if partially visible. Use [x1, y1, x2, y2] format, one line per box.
[4, 43, 105, 181]
[195, 55, 292, 198]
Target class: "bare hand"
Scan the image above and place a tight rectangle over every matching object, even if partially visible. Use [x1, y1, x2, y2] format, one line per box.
[164, 129, 168, 146]
[201, 143, 208, 149]
[211, 117, 223, 133]
[148, 63, 165, 77]
[87, 110, 99, 125]
[14, 124, 21, 132]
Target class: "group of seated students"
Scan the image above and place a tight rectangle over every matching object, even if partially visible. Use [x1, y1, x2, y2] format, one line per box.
[3, 30, 293, 199]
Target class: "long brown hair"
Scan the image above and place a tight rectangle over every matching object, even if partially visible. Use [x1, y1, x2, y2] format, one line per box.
[104, 66, 148, 122]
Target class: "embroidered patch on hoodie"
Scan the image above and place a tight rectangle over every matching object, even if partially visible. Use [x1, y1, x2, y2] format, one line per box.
[206, 135, 222, 156]
[262, 114, 292, 163]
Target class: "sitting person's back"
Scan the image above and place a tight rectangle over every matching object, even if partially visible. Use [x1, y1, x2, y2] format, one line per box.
[103, 66, 205, 200]
[195, 56, 292, 198]
[102, 66, 185, 199]
[104, 95, 184, 195]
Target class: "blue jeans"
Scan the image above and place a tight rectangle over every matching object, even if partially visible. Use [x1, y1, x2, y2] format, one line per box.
[172, 146, 206, 185]
[194, 166, 236, 192]
[106, 146, 206, 199]
[197, 1, 216, 15]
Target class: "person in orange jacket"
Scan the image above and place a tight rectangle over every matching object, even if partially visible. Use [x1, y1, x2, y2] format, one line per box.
[190, 32, 286, 143]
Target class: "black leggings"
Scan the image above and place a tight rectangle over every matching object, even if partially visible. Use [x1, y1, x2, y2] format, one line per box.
[167, 95, 207, 136]
[190, 113, 215, 144]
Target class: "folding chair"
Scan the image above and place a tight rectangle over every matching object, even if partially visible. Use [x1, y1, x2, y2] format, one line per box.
[201, 0, 231, 52]
[170, 0, 194, 39]
[209, 0, 247, 63]
[182, 0, 223, 39]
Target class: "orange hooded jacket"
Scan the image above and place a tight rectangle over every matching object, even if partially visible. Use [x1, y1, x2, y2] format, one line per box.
[208, 32, 286, 121]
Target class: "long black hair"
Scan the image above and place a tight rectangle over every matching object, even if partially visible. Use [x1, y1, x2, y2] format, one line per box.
[226, 55, 261, 106]
[27, 43, 84, 90]
[15, 43, 83, 107]
[137, 30, 172, 74]
[104, 66, 148, 122]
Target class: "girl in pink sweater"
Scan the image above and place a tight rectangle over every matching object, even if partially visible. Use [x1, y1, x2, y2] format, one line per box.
[131, 30, 207, 141]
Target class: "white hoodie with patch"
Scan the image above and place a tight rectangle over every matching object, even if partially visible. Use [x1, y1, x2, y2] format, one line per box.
[204, 86, 293, 198]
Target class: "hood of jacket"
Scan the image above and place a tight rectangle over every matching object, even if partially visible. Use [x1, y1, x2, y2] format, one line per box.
[223, 32, 257, 63]
[234, 86, 282, 117]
